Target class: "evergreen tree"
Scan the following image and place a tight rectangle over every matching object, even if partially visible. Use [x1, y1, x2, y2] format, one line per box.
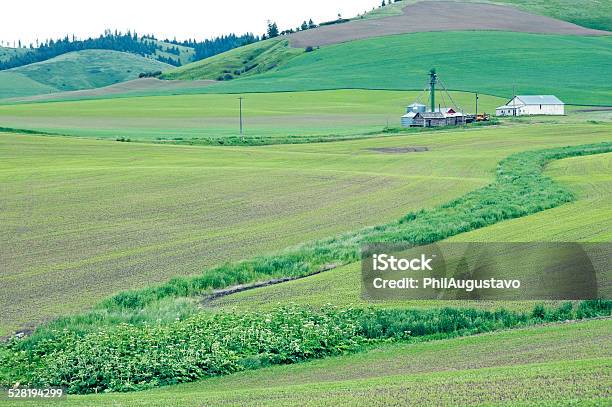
[267, 21, 279, 38]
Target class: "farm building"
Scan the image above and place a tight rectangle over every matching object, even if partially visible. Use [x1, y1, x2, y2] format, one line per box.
[496, 95, 565, 116]
[413, 108, 467, 127]
[401, 103, 426, 126]
[401, 69, 468, 128]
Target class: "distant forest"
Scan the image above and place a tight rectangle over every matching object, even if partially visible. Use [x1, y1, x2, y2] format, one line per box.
[165, 34, 259, 61]
[0, 31, 259, 71]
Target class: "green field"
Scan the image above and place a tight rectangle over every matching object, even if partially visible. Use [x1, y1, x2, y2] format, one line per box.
[209, 148, 612, 312]
[0, 90, 504, 142]
[0, 71, 58, 99]
[2, 122, 610, 334]
[16, 318, 609, 406]
[1, 1, 610, 404]
[0, 128, 484, 335]
[0, 50, 171, 99]
[163, 32, 612, 105]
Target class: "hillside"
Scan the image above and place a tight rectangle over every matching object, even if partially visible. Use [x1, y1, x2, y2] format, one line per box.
[0, 46, 31, 63]
[0, 71, 58, 99]
[497, 0, 612, 31]
[290, 1, 608, 47]
[152, 40, 196, 65]
[160, 38, 301, 81]
[160, 0, 611, 106]
[168, 32, 612, 105]
[362, 0, 612, 32]
[0, 50, 171, 98]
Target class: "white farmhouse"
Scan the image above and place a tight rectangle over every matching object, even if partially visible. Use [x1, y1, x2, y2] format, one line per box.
[496, 95, 565, 116]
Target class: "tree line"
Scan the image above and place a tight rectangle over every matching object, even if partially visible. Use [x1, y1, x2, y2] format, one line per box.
[0, 31, 157, 70]
[0, 31, 259, 71]
[164, 34, 259, 61]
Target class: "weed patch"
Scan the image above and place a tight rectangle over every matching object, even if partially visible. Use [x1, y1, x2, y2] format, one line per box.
[1, 301, 609, 394]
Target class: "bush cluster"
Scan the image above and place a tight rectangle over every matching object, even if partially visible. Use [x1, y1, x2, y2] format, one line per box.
[2, 301, 609, 394]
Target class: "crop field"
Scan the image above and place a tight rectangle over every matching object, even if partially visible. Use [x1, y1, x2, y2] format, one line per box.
[361, 1, 612, 31]
[209, 142, 612, 312]
[1, 1, 611, 405]
[0, 90, 504, 142]
[290, 1, 607, 47]
[2, 78, 217, 104]
[0, 128, 486, 335]
[27, 318, 611, 406]
[163, 32, 612, 106]
[2, 121, 610, 335]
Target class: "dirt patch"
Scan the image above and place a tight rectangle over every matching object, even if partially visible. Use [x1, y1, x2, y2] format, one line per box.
[3, 78, 217, 103]
[368, 146, 429, 153]
[201, 264, 338, 305]
[573, 107, 612, 113]
[290, 1, 610, 48]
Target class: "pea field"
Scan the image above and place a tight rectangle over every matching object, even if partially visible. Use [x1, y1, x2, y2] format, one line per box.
[1, 0, 611, 405]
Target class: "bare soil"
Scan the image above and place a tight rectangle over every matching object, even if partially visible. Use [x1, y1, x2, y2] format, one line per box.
[368, 146, 429, 153]
[3, 78, 216, 103]
[290, 1, 610, 48]
[200, 264, 338, 306]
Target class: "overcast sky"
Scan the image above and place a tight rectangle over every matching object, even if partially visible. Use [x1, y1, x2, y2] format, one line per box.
[1, 0, 383, 46]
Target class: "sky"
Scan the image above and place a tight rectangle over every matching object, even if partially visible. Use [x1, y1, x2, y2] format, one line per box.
[0, 0, 383, 46]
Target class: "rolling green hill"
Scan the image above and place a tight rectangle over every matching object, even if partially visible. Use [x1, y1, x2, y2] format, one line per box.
[0, 71, 58, 99]
[161, 38, 301, 81]
[168, 32, 611, 105]
[147, 39, 197, 65]
[0, 46, 31, 63]
[0, 50, 171, 99]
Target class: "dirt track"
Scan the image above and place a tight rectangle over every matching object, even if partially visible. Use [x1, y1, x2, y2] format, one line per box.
[3, 78, 216, 103]
[290, 1, 610, 48]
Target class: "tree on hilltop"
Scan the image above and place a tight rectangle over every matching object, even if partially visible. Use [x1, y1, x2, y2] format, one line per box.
[267, 21, 279, 38]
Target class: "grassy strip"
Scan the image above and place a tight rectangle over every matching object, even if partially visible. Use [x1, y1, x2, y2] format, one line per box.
[104, 142, 612, 310]
[1, 301, 609, 394]
[156, 123, 497, 146]
[0, 122, 499, 147]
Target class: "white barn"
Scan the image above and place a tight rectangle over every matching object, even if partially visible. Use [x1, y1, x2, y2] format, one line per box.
[496, 95, 565, 117]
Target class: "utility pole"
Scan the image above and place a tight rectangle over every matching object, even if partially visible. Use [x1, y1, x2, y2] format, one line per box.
[512, 84, 516, 116]
[475, 92, 479, 117]
[238, 96, 243, 138]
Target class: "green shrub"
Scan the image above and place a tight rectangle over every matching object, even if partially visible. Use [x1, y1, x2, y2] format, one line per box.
[2, 301, 609, 394]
